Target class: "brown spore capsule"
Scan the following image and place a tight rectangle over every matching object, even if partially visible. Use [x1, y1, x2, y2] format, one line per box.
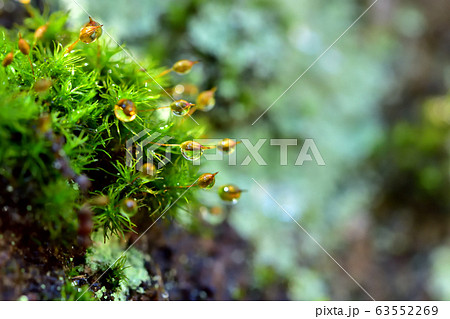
[170, 99, 194, 117]
[18, 34, 30, 55]
[218, 184, 244, 203]
[217, 138, 238, 154]
[34, 23, 49, 41]
[36, 114, 51, 135]
[114, 99, 137, 122]
[140, 163, 156, 179]
[180, 141, 204, 161]
[2, 52, 13, 67]
[196, 172, 219, 189]
[34, 78, 52, 92]
[90, 195, 109, 206]
[196, 87, 217, 112]
[79, 17, 103, 44]
[172, 59, 198, 74]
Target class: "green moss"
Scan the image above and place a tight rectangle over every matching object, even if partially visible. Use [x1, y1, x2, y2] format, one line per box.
[60, 281, 96, 301]
[37, 179, 79, 240]
[83, 235, 151, 300]
[0, 7, 204, 244]
[0, 4, 219, 300]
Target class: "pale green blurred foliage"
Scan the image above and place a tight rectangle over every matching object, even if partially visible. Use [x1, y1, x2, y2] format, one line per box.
[429, 246, 450, 300]
[188, 2, 284, 78]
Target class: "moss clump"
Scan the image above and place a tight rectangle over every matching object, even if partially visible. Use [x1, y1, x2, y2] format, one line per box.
[0, 6, 213, 300]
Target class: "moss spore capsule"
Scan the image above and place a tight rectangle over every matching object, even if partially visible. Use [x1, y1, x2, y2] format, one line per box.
[65, 17, 103, 53]
[34, 23, 49, 41]
[196, 172, 218, 189]
[218, 184, 243, 203]
[170, 99, 194, 117]
[196, 87, 217, 112]
[90, 195, 109, 206]
[217, 138, 238, 154]
[18, 34, 30, 55]
[180, 140, 204, 161]
[36, 113, 51, 135]
[140, 163, 156, 181]
[2, 52, 13, 67]
[172, 59, 198, 74]
[114, 99, 137, 122]
[79, 17, 103, 44]
[34, 78, 52, 92]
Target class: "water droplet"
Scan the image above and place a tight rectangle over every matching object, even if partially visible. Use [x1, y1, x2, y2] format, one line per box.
[218, 184, 243, 203]
[79, 17, 103, 44]
[140, 163, 156, 181]
[121, 198, 138, 215]
[170, 100, 192, 117]
[172, 59, 198, 74]
[180, 141, 203, 161]
[114, 99, 137, 122]
[196, 172, 218, 189]
[217, 138, 237, 154]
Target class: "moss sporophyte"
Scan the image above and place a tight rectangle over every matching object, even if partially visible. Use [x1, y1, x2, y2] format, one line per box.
[113, 99, 195, 122]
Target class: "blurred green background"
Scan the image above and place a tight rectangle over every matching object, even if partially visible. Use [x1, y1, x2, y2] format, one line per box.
[4, 0, 449, 300]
